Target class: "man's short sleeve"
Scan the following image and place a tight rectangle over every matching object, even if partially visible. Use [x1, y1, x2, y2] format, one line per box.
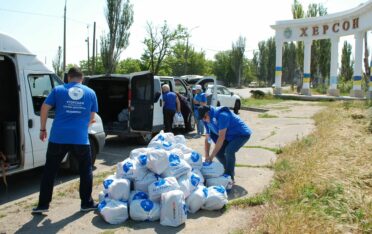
[217, 112, 230, 131]
[44, 88, 56, 106]
[201, 93, 207, 102]
[91, 92, 98, 113]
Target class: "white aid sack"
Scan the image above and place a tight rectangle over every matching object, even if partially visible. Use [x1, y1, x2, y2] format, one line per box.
[202, 185, 228, 210]
[129, 199, 161, 221]
[191, 168, 205, 184]
[184, 151, 203, 169]
[148, 140, 174, 151]
[186, 185, 208, 213]
[129, 190, 149, 204]
[148, 177, 180, 202]
[177, 172, 201, 198]
[146, 148, 169, 174]
[98, 190, 108, 203]
[201, 161, 225, 179]
[103, 175, 130, 201]
[98, 199, 129, 225]
[116, 158, 147, 181]
[129, 148, 150, 159]
[206, 174, 233, 190]
[160, 190, 187, 227]
[161, 153, 191, 178]
[173, 112, 185, 127]
[151, 130, 175, 144]
[134, 172, 158, 193]
[169, 148, 184, 159]
[174, 134, 186, 145]
[174, 143, 193, 154]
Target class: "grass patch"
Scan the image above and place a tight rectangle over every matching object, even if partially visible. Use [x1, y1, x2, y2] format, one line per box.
[228, 192, 269, 208]
[235, 163, 273, 169]
[258, 113, 278, 118]
[0, 213, 6, 219]
[241, 95, 284, 107]
[251, 101, 372, 233]
[244, 145, 283, 154]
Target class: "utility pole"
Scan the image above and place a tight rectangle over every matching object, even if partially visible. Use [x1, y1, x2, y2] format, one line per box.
[86, 36, 90, 74]
[184, 26, 199, 75]
[63, 0, 67, 72]
[92, 22, 96, 74]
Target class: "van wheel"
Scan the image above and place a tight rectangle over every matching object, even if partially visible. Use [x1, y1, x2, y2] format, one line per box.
[137, 133, 152, 145]
[234, 100, 240, 114]
[185, 113, 195, 132]
[68, 137, 97, 174]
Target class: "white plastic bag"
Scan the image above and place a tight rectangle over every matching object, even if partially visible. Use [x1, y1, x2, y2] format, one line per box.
[160, 190, 187, 227]
[103, 175, 131, 201]
[201, 161, 225, 179]
[129, 190, 149, 204]
[202, 185, 228, 210]
[134, 172, 159, 193]
[117, 158, 147, 181]
[98, 190, 108, 203]
[174, 143, 193, 154]
[148, 177, 180, 202]
[161, 153, 191, 178]
[151, 130, 175, 144]
[177, 172, 201, 198]
[98, 199, 129, 225]
[129, 199, 161, 221]
[172, 112, 185, 127]
[191, 168, 205, 184]
[118, 108, 129, 122]
[174, 135, 186, 145]
[206, 174, 233, 190]
[184, 151, 203, 169]
[146, 148, 169, 174]
[129, 148, 150, 160]
[186, 185, 208, 213]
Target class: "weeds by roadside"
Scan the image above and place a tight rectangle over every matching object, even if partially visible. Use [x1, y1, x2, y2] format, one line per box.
[250, 101, 371, 233]
[241, 95, 284, 107]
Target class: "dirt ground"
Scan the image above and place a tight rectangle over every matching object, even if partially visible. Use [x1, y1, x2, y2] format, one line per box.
[0, 101, 324, 233]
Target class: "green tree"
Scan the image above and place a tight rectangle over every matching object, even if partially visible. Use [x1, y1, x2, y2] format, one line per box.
[231, 36, 246, 87]
[141, 21, 187, 75]
[213, 51, 234, 86]
[292, 0, 304, 72]
[257, 41, 268, 86]
[340, 41, 354, 81]
[79, 57, 105, 75]
[266, 37, 276, 86]
[117, 58, 142, 74]
[282, 42, 297, 85]
[52, 46, 63, 78]
[100, 0, 134, 74]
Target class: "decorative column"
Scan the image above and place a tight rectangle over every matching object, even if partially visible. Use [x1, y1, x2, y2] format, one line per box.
[301, 40, 312, 95]
[350, 31, 364, 98]
[274, 40, 283, 95]
[328, 37, 340, 96]
[368, 60, 372, 99]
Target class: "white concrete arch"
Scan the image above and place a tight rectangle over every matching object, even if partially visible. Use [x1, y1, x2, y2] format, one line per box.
[271, 0, 372, 98]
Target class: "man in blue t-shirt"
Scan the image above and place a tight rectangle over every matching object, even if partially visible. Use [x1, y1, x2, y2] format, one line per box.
[162, 84, 180, 132]
[198, 105, 252, 183]
[193, 85, 207, 137]
[32, 67, 98, 214]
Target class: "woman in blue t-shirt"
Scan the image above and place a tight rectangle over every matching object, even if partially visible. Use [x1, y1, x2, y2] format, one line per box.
[198, 105, 252, 183]
[193, 85, 207, 137]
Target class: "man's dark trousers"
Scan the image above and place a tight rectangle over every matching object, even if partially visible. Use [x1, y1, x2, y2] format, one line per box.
[38, 142, 94, 208]
[163, 109, 175, 132]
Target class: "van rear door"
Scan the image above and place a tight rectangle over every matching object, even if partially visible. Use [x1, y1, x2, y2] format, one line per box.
[130, 72, 154, 132]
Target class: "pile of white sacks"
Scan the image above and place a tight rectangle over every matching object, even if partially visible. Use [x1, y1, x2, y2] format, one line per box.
[98, 131, 233, 227]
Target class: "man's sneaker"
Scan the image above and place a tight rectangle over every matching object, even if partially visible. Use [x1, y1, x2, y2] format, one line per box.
[80, 203, 98, 212]
[31, 206, 49, 214]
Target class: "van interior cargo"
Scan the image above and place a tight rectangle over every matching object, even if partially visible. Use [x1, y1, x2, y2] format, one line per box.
[88, 78, 130, 132]
[0, 55, 20, 165]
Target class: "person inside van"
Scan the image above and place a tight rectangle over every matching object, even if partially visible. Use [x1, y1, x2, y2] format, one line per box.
[162, 84, 180, 132]
[198, 105, 252, 184]
[32, 66, 98, 214]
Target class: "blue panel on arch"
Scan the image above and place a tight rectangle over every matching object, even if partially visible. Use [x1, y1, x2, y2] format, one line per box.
[275, 66, 282, 71]
[304, 73, 311, 78]
[353, 76, 362, 81]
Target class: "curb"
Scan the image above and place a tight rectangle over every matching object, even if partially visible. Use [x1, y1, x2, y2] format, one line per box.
[241, 106, 269, 113]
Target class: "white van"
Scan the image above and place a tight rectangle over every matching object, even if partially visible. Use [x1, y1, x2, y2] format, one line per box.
[0, 32, 106, 175]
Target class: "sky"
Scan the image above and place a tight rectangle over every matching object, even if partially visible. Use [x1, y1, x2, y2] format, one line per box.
[0, 0, 370, 71]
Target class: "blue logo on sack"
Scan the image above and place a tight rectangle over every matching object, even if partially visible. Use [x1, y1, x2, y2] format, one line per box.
[163, 141, 172, 148]
[214, 186, 226, 194]
[202, 161, 212, 167]
[156, 135, 165, 141]
[98, 200, 107, 211]
[103, 179, 113, 189]
[190, 174, 200, 187]
[141, 199, 154, 212]
[169, 153, 180, 166]
[123, 161, 133, 173]
[133, 191, 148, 201]
[191, 151, 200, 162]
[154, 179, 166, 187]
[138, 155, 147, 166]
[202, 187, 208, 197]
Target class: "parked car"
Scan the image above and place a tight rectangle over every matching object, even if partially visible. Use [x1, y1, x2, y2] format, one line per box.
[205, 85, 241, 114]
[0, 32, 105, 176]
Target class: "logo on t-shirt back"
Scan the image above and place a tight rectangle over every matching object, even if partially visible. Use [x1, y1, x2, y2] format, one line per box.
[68, 87, 84, 100]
